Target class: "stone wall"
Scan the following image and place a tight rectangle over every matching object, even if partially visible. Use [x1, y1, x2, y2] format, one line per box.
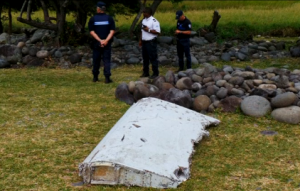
[0, 29, 300, 69]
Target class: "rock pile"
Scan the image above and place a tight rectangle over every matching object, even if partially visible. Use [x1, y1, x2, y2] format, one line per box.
[115, 63, 300, 124]
[0, 29, 299, 69]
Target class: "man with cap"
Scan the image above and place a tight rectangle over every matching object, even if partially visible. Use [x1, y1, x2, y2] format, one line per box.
[175, 10, 192, 72]
[139, 7, 161, 79]
[88, 1, 115, 83]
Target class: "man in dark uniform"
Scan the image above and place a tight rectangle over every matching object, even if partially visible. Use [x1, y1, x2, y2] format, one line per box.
[175, 10, 192, 72]
[139, 7, 161, 79]
[88, 1, 115, 83]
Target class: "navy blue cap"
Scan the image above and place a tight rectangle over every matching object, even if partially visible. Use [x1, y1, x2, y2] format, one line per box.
[176, 10, 183, 20]
[97, 1, 106, 7]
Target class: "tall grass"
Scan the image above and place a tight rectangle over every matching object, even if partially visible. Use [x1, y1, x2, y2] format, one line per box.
[2, 1, 300, 37]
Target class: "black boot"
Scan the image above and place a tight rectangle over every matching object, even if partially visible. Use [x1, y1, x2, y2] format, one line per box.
[93, 76, 98, 82]
[150, 74, 158, 79]
[105, 76, 113, 84]
[140, 73, 149, 77]
[175, 68, 184, 73]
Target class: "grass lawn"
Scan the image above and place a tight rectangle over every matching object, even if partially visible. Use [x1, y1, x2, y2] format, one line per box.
[1, 58, 300, 190]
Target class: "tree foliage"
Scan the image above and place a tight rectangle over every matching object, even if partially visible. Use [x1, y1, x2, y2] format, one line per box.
[14, 0, 139, 45]
[0, 0, 181, 44]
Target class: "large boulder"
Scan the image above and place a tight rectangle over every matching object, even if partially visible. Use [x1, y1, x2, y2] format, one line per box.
[36, 50, 49, 59]
[115, 83, 135, 105]
[165, 88, 192, 109]
[190, 37, 205, 46]
[165, 70, 176, 85]
[126, 57, 140, 64]
[133, 84, 150, 101]
[25, 57, 44, 67]
[29, 47, 38, 56]
[221, 53, 231, 61]
[22, 46, 30, 55]
[0, 58, 10, 68]
[271, 106, 300, 124]
[0, 45, 18, 57]
[228, 76, 244, 86]
[176, 77, 193, 90]
[0, 45, 22, 64]
[191, 56, 199, 65]
[111, 37, 120, 48]
[217, 96, 242, 112]
[158, 56, 172, 65]
[290, 46, 300, 57]
[30, 29, 49, 43]
[204, 32, 216, 43]
[202, 63, 218, 77]
[22, 55, 35, 64]
[153, 76, 166, 90]
[271, 92, 297, 108]
[273, 75, 290, 88]
[69, 53, 82, 64]
[157, 36, 173, 44]
[241, 95, 271, 117]
[0, 33, 10, 44]
[193, 95, 211, 112]
[216, 87, 228, 99]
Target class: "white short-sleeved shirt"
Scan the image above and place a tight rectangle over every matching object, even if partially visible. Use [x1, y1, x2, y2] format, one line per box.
[141, 16, 161, 41]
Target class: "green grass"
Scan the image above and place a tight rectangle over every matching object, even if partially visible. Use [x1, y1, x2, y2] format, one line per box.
[155, 0, 300, 11]
[1, 59, 300, 190]
[2, 1, 300, 38]
[116, 2, 300, 37]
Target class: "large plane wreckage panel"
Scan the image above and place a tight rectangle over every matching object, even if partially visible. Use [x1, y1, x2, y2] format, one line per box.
[79, 97, 220, 188]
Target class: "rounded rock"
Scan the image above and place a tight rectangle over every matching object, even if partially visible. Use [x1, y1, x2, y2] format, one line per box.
[128, 81, 135, 93]
[271, 106, 300, 124]
[54, 50, 63, 58]
[193, 95, 211, 112]
[216, 87, 228, 99]
[241, 95, 271, 117]
[22, 46, 29, 55]
[17, 42, 25, 48]
[216, 80, 227, 87]
[271, 92, 297, 108]
[36, 50, 49, 58]
[176, 77, 193, 90]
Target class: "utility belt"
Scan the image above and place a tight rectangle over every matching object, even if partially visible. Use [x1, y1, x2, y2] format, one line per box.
[142, 38, 157, 43]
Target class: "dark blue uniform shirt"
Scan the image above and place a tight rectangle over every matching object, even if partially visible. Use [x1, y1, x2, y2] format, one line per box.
[88, 13, 115, 42]
[177, 17, 192, 39]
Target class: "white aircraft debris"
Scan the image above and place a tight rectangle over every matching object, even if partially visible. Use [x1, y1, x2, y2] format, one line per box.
[79, 97, 220, 188]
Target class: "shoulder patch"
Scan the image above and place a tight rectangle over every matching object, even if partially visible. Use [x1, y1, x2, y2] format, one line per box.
[153, 19, 156, 22]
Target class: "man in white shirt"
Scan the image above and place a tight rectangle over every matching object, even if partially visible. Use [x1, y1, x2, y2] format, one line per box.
[139, 7, 161, 79]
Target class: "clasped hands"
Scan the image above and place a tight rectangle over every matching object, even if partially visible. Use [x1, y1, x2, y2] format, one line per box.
[99, 39, 108, 47]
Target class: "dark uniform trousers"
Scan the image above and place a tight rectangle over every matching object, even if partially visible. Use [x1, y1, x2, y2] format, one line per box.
[177, 38, 191, 70]
[92, 42, 111, 78]
[142, 39, 159, 76]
